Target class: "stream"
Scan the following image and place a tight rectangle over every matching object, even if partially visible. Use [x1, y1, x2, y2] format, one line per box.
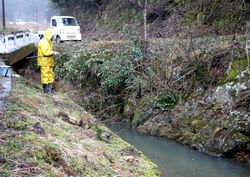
[107, 123, 250, 177]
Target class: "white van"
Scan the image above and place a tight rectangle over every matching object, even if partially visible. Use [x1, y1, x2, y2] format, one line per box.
[50, 16, 82, 42]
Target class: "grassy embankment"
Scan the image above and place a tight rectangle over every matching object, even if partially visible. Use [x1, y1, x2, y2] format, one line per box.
[0, 77, 159, 177]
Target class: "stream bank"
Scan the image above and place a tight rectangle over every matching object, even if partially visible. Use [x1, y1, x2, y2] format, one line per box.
[137, 68, 250, 162]
[0, 77, 159, 176]
[54, 35, 250, 163]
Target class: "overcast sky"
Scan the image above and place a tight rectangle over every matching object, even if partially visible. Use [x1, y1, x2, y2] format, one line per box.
[0, 0, 58, 23]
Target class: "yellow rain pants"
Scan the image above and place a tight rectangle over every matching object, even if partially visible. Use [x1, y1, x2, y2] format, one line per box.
[37, 28, 55, 84]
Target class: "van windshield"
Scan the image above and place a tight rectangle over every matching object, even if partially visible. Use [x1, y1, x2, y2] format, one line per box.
[60, 18, 78, 26]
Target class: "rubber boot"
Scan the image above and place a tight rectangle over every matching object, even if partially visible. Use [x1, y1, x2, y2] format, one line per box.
[47, 84, 55, 95]
[43, 84, 48, 94]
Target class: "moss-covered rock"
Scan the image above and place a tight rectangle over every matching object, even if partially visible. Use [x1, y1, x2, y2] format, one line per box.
[219, 57, 248, 85]
[138, 67, 250, 162]
[131, 95, 155, 127]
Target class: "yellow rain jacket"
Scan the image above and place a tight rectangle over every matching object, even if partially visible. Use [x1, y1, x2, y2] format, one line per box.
[37, 29, 55, 85]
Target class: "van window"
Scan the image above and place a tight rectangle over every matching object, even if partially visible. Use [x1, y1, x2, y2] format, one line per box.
[52, 19, 57, 27]
[60, 18, 78, 26]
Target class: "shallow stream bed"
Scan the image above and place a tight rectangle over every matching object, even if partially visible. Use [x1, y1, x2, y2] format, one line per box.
[107, 123, 250, 177]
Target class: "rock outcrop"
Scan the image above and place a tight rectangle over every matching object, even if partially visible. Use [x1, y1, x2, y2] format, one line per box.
[138, 70, 250, 162]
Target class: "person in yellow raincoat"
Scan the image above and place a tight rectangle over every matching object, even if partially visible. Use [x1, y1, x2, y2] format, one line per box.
[37, 28, 58, 94]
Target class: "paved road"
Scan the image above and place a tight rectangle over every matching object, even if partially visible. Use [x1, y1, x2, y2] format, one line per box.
[0, 77, 11, 111]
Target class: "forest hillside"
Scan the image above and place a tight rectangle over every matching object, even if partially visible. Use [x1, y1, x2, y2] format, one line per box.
[51, 0, 250, 38]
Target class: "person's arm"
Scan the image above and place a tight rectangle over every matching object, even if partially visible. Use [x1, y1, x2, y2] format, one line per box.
[41, 42, 54, 57]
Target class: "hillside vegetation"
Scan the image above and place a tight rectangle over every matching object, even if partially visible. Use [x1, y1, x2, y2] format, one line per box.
[50, 0, 250, 163]
[51, 0, 250, 38]
[54, 31, 250, 162]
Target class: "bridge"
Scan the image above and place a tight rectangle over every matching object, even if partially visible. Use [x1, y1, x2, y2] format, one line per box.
[0, 30, 39, 65]
[0, 30, 39, 111]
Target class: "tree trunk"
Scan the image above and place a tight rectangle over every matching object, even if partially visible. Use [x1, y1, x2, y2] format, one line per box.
[142, 0, 148, 59]
[143, 0, 148, 42]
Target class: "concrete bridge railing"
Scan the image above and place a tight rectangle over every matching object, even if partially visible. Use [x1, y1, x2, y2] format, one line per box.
[0, 31, 39, 54]
[4, 31, 31, 52]
[0, 30, 39, 65]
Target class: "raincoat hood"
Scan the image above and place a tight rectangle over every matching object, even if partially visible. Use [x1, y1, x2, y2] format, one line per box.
[44, 28, 54, 41]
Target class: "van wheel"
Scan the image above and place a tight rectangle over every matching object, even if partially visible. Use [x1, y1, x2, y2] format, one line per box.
[56, 36, 62, 43]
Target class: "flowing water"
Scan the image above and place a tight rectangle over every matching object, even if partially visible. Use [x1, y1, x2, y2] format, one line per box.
[107, 123, 250, 177]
